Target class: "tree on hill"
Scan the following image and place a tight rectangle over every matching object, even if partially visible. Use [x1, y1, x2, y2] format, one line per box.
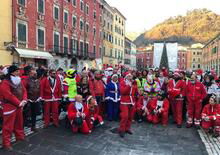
[134, 9, 220, 47]
[159, 43, 169, 69]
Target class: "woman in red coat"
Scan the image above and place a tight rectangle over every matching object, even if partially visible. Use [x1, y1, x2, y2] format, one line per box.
[118, 72, 138, 138]
[0, 65, 27, 151]
[86, 96, 104, 130]
[67, 95, 90, 134]
[201, 94, 220, 137]
[147, 91, 170, 126]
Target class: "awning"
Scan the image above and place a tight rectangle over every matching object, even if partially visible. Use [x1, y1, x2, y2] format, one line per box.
[15, 48, 53, 60]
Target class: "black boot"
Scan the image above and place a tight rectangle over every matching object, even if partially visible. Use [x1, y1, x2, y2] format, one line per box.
[119, 131, 125, 138]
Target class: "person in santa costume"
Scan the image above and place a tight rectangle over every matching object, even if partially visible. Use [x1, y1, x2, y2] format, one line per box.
[186, 73, 207, 128]
[147, 90, 170, 126]
[67, 95, 90, 134]
[136, 89, 150, 123]
[40, 69, 62, 128]
[201, 94, 220, 137]
[0, 65, 27, 151]
[143, 76, 160, 98]
[105, 74, 120, 121]
[89, 70, 105, 116]
[167, 71, 186, 128]
[118, 72, 138, 138]
[86, 96, 104, 131]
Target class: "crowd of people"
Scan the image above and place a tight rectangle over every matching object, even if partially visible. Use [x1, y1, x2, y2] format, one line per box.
[0, 64, 220, 151]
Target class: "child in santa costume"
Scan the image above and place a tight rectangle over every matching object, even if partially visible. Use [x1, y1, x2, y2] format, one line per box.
[118, 72, 138, 138]
[201, 94, 220, 137]
[147, 91, 170, 126]
[86, 96, 104, 131]
[68, 95, 90, 134]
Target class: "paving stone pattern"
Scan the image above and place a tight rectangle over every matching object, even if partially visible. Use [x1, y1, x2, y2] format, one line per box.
[0, 120, 208, 155]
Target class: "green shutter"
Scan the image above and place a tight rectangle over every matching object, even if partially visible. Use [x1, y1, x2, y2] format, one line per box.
[212, 47, 217, 54]
[38, 0, 44, 14]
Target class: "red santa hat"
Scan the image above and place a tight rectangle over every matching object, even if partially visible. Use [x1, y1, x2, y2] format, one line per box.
[124, 71, 132, 78]
[196, 69, 203, 75]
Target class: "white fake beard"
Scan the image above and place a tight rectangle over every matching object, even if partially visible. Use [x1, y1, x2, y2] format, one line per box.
[10, 76, 21, 85]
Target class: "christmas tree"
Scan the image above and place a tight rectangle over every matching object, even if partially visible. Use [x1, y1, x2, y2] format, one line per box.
[159, 42, 169, 69]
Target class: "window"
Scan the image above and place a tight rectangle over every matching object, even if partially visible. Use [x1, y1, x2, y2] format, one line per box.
[93, 28, 96, 36]
[193, 52, 195, 55]
[53, 32, 60, 52]
[54, 5, 59, 20]
[93, 11, 96, 19]
[38, 0, 45, 14]
[86, 5, 89, 14]
[64, 10, 68, 24]
[80, 0, 84, 11]
[111, 25, 113, 31]
[115, 15, 118, 21]
[72, 16, 77, 28]
[70, 38, 77, 54]
[93, 45, 96, 53]
[107, 23, 110, 30]
[72, 0, 76, 6]
[80, 41, 84, 53]
[80, 20, 84, 30]
[85, 43, 89, 54]
[110, 49, 113, 57]
[193, 58, 195, 62]
[17, 22, 27, 43]
[37, 27, 44, 46]
[198, 64, 201, 68]
[18, 0, 25, 6]
[193, 64, 195, 68]
[63, 36, 68, 53]
[86, 23, 89, 33]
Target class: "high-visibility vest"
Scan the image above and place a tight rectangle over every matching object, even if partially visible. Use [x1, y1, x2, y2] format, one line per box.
[64, 77, 77, 99]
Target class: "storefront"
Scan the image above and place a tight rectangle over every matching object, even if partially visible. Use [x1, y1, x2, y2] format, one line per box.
[14, 48, 53, 67]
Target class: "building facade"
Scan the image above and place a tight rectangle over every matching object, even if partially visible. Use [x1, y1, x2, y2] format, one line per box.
[101, 0, 115, 66]
[203, 34, 220, 74]
[112, 7, 126, 65]
[0, 0, 14, 65]
[186, 43, 204, 71]
[136, 46, 153, 71]
[177, 46, 188, 70]
[11, 0, 102, 70]
[124, 37, 136, 70]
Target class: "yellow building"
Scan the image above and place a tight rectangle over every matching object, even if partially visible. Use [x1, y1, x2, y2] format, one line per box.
[186, 43, 204, 71]
[101, 0, 115, 66]
[0, 0, 13, 65]
[112, 7, 126, 65]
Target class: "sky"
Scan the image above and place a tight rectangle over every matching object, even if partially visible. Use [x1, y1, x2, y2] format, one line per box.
[106, 0, 220, 33]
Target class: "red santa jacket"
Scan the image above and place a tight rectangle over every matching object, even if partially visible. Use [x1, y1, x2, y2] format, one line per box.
[167, 79, 186, 99]
[202, 104, 220, 120]
[186, 80, 207, 101]
[89, 79, 105, 97]
[87, 105, 100, 118]
[67, 102, 89, 121]
[40, 76, 62, 102]
[136, 95, 151, 110]
[148, 98, 169, 114]
[0, 79, 27, 115]
[120, 80, 138, 105]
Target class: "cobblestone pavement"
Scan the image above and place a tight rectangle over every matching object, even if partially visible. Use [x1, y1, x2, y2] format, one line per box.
[0, 119, 208, 155]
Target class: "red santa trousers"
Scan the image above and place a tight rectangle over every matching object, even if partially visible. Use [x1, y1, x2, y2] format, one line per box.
[87, 114, 103, 130]
[71, 120, 90, 134]
[119, 104, 134, 132]
[170, 99, 183, 125]
[202, 119, 220, 133]
[187, 99, 202, 125]
[2, 108, 24, 148]
[43, 101, 59, 126]
[147, 111, 169, 125]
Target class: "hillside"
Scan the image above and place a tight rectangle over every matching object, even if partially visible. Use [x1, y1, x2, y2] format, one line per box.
[134, 9, 220, 46]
